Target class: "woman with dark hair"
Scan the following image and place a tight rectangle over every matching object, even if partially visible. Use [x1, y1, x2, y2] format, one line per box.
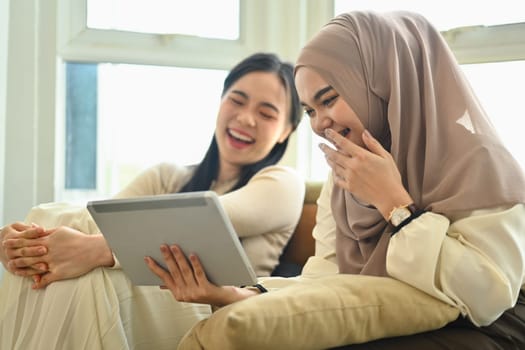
[180, 52, 302, 194]
[0, 52, 304, 349]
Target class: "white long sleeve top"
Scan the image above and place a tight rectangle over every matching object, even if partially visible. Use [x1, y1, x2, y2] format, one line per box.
[312, 174, 525, 326]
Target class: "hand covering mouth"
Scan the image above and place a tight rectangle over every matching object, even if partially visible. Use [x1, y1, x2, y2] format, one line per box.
[228, 128, 255, 144]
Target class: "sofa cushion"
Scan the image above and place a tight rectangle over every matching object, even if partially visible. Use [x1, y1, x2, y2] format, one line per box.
[177, 274, 460, 350]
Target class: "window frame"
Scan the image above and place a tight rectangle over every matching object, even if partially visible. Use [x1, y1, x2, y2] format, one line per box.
[442, 22, 525, 64]
[57, 0, 304, 68]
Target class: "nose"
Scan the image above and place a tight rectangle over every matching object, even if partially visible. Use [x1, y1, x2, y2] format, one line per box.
[311, 112, 332, 136]
[236, 111, 256, 127]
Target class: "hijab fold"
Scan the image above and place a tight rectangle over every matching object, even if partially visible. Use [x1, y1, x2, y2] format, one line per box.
[296, 11, 525, 276]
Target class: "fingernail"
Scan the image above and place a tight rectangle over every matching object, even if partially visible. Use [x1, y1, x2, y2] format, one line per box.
[324, 128, 333, 137]
[364, 129, 371, 138]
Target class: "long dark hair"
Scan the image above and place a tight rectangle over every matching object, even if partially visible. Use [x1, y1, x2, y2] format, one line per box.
[180, 52, 302, 193]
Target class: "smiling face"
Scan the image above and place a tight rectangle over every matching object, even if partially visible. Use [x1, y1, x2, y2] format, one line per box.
[215, 71, 292, 174]
[295, 66, 366, 148]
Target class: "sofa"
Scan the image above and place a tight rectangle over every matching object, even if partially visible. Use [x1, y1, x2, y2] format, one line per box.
[271, 181, 323, 277]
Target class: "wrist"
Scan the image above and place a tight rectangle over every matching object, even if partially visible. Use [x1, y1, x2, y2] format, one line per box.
[210, 286, 258, 309]
[387, 203, 417, 227]
[89, 234, 115, 268]
[379, 199, 413, 220]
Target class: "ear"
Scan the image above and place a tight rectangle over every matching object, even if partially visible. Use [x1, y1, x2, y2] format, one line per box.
[277, 124, 293, 144]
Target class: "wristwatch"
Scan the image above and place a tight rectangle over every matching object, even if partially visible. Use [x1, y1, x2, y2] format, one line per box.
[388, 203, 417, 227]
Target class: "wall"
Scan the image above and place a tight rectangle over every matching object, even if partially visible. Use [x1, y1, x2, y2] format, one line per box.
[0, 0, 9, 228]
[0, 0, 9, 279]
[1, 0, 57, 225]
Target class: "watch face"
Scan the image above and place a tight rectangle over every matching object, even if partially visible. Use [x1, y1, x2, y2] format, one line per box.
[391, 207, 412, 226]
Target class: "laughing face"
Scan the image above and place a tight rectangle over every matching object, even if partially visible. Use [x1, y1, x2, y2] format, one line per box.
[215, 71, 292, 172]
[294, 66, 365, 148]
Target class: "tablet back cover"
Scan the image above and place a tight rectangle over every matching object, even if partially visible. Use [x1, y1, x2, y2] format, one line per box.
[87, 191, 257, 286]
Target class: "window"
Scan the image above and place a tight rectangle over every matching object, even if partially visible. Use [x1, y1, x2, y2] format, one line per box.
[462, 61, 525, 169]
[61, 63, 227, 201]
[87, 0, 240, 39]
[56, 0, 257, 201]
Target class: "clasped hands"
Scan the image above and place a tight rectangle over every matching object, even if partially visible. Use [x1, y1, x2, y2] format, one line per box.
[1, 223, 48, 276]
[0, 222, 109, 289]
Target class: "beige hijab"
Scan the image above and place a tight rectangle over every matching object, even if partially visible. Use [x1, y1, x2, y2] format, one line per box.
[295, 11, 525, 276]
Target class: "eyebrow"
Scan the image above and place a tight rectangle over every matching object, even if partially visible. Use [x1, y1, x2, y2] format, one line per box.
[230, 90, 280, 113]
[313, 86, 334, 102]
[300, 85, 334, 109]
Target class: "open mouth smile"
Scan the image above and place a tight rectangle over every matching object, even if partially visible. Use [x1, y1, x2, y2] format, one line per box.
[228, 128, 255, 144]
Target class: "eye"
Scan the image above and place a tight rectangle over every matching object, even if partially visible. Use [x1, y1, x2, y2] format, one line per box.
[260, 113, 275, 120]
[259, 109, 278, 120]
[230, 97, 243, 105]
[322, 95, 338, 107]
[304, 107, 315, 118]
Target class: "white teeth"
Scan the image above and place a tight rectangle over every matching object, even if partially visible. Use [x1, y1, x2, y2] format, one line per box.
[229, 129, 254, 143]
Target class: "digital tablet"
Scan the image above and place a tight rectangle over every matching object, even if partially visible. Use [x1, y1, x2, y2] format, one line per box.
[87, 191, 257, 286]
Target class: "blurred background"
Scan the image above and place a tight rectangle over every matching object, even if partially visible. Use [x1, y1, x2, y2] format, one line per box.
[1, 0, 524, 229]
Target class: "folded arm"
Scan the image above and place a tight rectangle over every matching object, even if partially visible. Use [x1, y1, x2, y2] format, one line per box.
[387, 204, 525, 326]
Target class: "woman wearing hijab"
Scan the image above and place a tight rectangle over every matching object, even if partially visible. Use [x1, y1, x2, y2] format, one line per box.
[147, 12, 525, 349]
[293, 10, 525, 348]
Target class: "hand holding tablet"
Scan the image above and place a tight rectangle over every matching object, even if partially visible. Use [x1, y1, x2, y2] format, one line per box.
[87, 191, 257, 286]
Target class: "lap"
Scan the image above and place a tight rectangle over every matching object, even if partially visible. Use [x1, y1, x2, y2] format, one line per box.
[0, 268, 211, 350]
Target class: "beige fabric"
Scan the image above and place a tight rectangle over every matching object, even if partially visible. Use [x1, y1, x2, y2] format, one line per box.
[0, 163, 304, 349]
[388, 204, 525, 326]
[313, 173, 525, 326]
[177, 271, 459, 350]
[310, 174, 337, 263]
[295, 10, 525, 277]
[0, 204, 211, 350]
